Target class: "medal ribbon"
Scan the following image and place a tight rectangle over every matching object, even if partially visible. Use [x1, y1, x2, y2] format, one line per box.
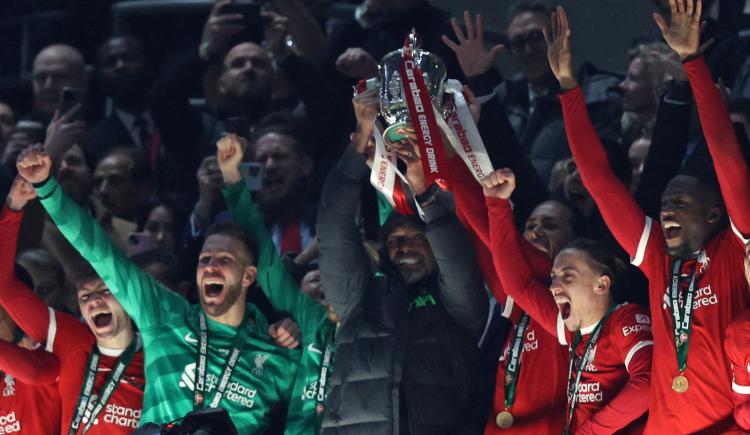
[399, 46, 449, 187]
[316, 344, 333, 406]
[563, 304, 617, 434]
[503, 313, 530, 410]
[69, 336, 139, 434]
[669, 257, 699, 374]
[193, 312, 248, 409]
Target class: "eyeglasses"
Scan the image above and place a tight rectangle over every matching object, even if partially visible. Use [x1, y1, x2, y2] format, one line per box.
[508, 30, 546, 53]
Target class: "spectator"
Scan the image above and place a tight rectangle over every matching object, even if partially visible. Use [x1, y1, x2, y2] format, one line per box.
[15, 248, 69, 312]
[27, 44, 87, 125]
[316, 89, 488, 434]
[0, 102, 15, 142]
[628, 136, 651, 192]
[142, 200, 183, 254]
[93, 147, 153, 225]
[443, 5, 621, 186]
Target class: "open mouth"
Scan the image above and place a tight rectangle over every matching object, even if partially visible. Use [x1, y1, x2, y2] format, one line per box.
[555, 297, 572, 321]
[663, 222, 682, 240]
[203, 278, 225, 298]
[92, 312, 113, 328]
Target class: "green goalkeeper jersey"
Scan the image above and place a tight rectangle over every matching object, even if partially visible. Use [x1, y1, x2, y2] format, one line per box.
[223, 182, 336, 435]
[36, 177, 300, 433]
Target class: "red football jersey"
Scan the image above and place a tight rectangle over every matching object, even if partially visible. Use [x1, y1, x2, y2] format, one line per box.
[484, 316, 568, 434]
[0, 207, 145, 435]
[48, 311, 146, 434]
[633, 222, 750, 434]
[559, 303, 652, 434]
[0, 371, 60, 435]
[724, 307, 750, 430]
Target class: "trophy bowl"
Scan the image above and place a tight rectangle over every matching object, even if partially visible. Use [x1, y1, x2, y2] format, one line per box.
[378, 46, 447, 142]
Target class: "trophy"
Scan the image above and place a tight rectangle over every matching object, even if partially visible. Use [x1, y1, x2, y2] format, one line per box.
[377, 30, 448, 143]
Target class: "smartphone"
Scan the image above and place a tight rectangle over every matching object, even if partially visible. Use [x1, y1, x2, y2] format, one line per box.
[57, 87, 84, 116]
[224, 0, 263, 43]
[240, 162, 264, 192]
[127, 231, 156, 257]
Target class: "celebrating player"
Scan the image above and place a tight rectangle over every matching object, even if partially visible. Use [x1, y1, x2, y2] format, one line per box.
[0, 175, 145, 434]
[549, 2, 750, 432]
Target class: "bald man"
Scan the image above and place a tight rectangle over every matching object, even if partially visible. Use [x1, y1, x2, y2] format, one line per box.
[30, 44, 87, 122]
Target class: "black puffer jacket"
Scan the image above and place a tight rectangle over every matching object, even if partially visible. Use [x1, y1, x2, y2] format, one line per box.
[317, 147, 489, 435]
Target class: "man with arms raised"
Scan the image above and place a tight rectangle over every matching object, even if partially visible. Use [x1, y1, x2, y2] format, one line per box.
[550, 2, 750, 432]
[16, 145, 300, 431]
[0, 175, 145, 434]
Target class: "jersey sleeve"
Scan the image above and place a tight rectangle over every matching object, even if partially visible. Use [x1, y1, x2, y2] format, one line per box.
[222, 181, 327, 341]
[487, 196, 560, 336]
[577, 306, 653, 434]
[34, 177, 188, 330]
[0, 341, 59, 385]
[559, 87, 649, 260]
[724, 310, 750, 429]
[684, 56, 750, 241]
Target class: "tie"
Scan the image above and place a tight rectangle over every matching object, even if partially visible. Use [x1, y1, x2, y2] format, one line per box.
[280, 217, 302, 255]
[134, 116, 161, 170]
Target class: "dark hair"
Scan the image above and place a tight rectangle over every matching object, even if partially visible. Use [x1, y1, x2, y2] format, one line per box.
[71, 262, 102, 289]
[132, 249, 180, 287]
[16, 248, 66, 288]
[251, 111, 314, 159]
[562, 238, 627, 300]
[204, 221, 258, 265]
[378, 212, 425, 243]
[507, 0, 551, 25]
[97, 147, 152, 185]
[537, 198, 589, 238]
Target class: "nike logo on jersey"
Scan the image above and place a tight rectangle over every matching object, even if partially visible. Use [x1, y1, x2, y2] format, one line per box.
[307, 343, 323, 354]
[184, 333, 198, 345]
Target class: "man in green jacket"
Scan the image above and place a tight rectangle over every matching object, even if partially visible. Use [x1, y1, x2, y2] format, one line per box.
[16, 144, 300, 433]
[216, 134, 337, 434]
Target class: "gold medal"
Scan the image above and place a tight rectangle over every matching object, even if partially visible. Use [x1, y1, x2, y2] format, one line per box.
[672, 375, 689, 393]
[496, 411, 514, 429]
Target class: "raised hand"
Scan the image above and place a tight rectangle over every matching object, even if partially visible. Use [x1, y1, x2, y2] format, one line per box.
[482, 168, 516, 199]
[6, 176, 37, 211]
[199, 0, 245, 60]
[351, 88, 380, 154]
[16, 144, 52, 185]
[195, 156, 223, 227]
[268, 318, 301, 349]
[462, 85, 481, 123]
[263, 9, 291, 61]
[653, 0, 702, 60]
[216, 133, 245, 184]
[542, 6, 577, 90]
[389, 128, 427, 196]
[442, 11, 504, 78]
[335, 48, 378, 79]
[44, 104, 86, 160]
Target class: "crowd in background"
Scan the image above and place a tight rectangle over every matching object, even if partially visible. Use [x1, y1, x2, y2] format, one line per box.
[0, 0, 750, 434]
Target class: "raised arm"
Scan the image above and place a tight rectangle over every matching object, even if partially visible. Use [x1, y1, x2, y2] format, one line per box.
[316, 91, 378, 324]
[655, 0, 750, 235]
[546, 6, 648, 258]
[16, 146, 187, 331]
[483, 169, 560, 336]
[217, 134, 326, 337]
[0, 340, 60, 385]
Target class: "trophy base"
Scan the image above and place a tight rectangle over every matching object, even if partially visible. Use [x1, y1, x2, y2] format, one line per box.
[383, 123, 409, 143]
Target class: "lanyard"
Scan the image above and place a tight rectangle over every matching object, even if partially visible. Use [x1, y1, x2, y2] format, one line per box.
[193, 312, 248, 409]
[503, 313, 530, 410]
[69, 337, 139, 434]
[316, 344, 333, 405]
[669, 257, 699, 373]
[563, 305, 616, 435]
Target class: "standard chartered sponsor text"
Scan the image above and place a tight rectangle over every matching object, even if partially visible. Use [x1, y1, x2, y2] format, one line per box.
[0, 412, 19, 434]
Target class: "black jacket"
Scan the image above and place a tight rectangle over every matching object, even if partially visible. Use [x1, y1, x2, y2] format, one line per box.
[317, 147, 488, 435]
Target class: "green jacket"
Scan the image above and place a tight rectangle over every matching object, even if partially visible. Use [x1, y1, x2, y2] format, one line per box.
[222, 181, 336, 435]
[36, 177, 299, 433]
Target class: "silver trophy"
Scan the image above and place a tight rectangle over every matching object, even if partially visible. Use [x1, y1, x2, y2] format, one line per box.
[377, 29, 448, 142]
